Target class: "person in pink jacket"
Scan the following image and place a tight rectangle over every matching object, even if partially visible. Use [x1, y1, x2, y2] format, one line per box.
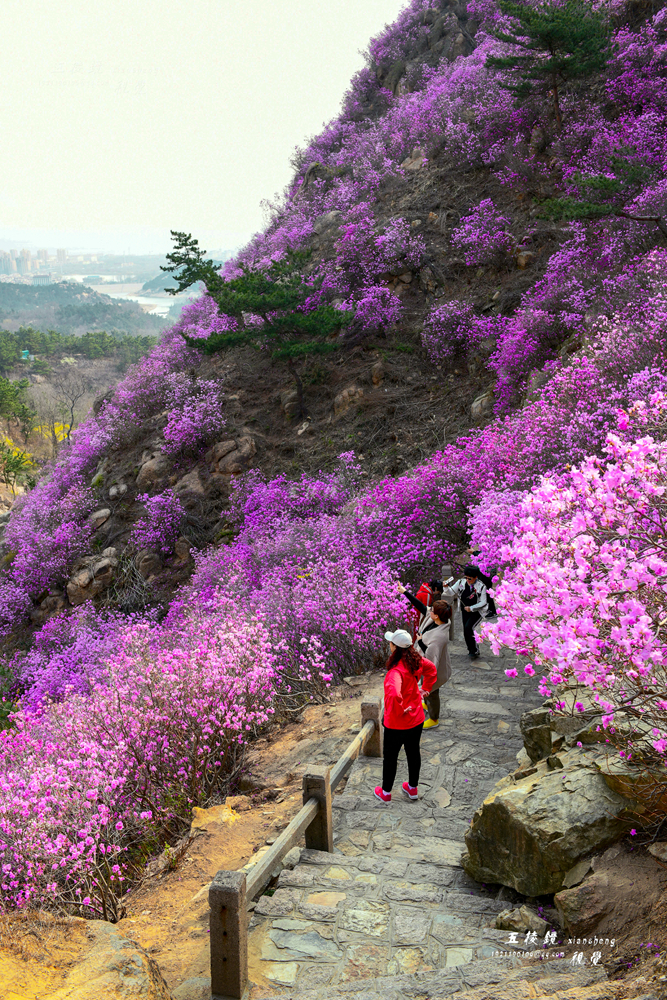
[374, 629, 437, 803]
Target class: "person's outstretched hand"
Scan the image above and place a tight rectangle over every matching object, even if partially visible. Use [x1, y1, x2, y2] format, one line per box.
[396, 582, 406, 593]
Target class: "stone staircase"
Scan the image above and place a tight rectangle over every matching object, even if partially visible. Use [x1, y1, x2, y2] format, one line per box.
[244, 641, 632, 999]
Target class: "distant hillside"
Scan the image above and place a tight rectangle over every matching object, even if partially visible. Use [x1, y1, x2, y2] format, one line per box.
[141, 273, 180, 293]
[0, 282, 167, 337]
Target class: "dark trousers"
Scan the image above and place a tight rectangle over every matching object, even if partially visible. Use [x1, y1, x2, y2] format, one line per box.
[425, 687, 440, 721]
[382, 722, 423, 792]
[462, 610, 481, 655]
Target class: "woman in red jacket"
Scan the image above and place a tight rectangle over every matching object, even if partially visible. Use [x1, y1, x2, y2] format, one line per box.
[374, 629, 437, 803]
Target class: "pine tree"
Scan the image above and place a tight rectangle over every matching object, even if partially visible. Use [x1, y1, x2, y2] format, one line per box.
[486, 0, 611, 129]
[539, 156, 667, 238]
[163, 232, 353, 418]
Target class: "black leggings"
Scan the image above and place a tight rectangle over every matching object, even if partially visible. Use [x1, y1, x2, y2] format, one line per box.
[382, 722, 424, 792]
[462, 610, 481, 654]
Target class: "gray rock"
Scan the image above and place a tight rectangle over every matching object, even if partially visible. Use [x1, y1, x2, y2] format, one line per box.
[371, 361, 385, 385]
[495, 905, 548, 935]
[471, 390, 494, 421]
[313, 210, 343, 235]
[173, 535, 192, 563]
[136, 454, 169, 491]
[174, 468, 205, 495]
[208, 435, 256, 473]
[267, 927, 342, 961]
[463, 749, 635, 895]
[88, 508, 111, 530]
[136, 549, 162, 580]
[333, 386, 364, 417]
[520, 706, 553, 763]
[554, 872, 610, 934]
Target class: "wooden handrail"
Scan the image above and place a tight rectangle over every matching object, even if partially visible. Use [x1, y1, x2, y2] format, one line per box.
[209, 694, 383, 999]
[245, 797, 319, 900]
[330, 717, 375, 790]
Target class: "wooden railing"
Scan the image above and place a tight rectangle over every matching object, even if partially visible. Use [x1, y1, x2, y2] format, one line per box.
[209, 696, 384, 999]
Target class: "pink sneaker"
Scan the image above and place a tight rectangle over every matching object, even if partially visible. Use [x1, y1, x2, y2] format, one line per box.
[373, 786, 391, 803]
[402, 781, 418, 801]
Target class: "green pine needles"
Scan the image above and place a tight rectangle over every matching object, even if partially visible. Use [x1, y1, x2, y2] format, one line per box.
[487, 0, 611, 128]
[539, 155, 667, 238]
[163, 232, 353, 417]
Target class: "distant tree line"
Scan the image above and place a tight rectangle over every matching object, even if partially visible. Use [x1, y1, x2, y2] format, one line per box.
[0, 326, 157, 375]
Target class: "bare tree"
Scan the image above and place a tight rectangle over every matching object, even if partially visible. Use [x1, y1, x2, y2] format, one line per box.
[49, 369, 91, 442]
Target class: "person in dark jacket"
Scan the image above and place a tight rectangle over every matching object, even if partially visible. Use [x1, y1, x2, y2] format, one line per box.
[443, 565, 487, 659]
[464, 547, 497, 618]
[375, 629, 437, 803]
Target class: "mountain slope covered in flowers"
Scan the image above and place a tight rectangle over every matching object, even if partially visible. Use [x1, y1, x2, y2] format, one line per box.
[1, 0, 667, 916]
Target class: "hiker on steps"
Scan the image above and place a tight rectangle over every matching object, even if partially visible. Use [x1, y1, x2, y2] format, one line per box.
[461, 546, 498, 619]
[442, 565, 487, 660]
[374, 629, 437, 804]
[416, 599, 452, 731]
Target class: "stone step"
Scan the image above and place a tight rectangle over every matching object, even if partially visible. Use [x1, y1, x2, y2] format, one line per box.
[249, 955, 610, 999]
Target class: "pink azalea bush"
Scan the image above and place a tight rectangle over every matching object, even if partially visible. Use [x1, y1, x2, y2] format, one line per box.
[130, 491, 186, 555]
[0, 602, 283, 916]
[161, 373, 226, 456]
[482, 399, 667, 775]
[450, 199, 513, 266]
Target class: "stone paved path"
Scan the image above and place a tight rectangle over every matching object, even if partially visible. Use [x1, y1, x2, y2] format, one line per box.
[245, 638, 577, 998]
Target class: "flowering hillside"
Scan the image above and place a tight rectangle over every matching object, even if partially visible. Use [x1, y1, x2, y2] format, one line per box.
[1, 0, 667, 916]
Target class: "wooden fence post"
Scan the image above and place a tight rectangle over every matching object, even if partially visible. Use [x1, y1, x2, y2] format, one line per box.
[209, 869, 248, 999]
[361, 697, 383, 757]
[303, 765, 333, 853]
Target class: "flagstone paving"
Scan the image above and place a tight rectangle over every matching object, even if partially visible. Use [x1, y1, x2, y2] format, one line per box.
[245, 640, 592, 998]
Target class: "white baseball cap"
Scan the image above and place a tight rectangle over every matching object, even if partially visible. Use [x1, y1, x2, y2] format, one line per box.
[384, 629, 413, 647]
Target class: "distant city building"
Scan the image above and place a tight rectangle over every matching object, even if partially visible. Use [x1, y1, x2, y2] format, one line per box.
[16, 257, 27, 274]
[37, 249, 48, 261]
[32, 273, 52, 286]
[0, 253, 12, 275]
[9, 249, 18, 260]
[57, 249, 67, 264]
[84, 275, 102, 284]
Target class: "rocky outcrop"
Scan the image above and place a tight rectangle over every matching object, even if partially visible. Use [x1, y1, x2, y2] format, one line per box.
[88, 508, 111, 530]
[136, 453, 170, 492]
[462, 748, 635, 896]
[174, 468, 205, 497]
[553, 842, 667, 938]
[67, 549, 119, 606]
[205, 436, 256, 480]
[519, 689, 607, 765]
[49, 921, 172, 1000]
[333, 385, 364, 418]
[471, 390, 494, 421]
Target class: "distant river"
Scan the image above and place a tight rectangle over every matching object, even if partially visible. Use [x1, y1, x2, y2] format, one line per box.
[66, 276, 197, 318]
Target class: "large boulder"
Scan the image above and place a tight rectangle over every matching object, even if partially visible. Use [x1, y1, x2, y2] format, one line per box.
[67, 554, 118, 606]
[554, 842, 667, 938]
[49, 921, 172, 999]
[462, 749, 635, 896]
[136, 454, 170, 491]
[206, 436, 256, 475]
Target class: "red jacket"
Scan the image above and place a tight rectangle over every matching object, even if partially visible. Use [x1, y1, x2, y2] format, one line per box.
[384, 656, 437, 730]
[410, 582, 434, 638]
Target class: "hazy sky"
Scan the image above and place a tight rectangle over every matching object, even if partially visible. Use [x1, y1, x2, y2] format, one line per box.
[0, 0, 406, 256]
